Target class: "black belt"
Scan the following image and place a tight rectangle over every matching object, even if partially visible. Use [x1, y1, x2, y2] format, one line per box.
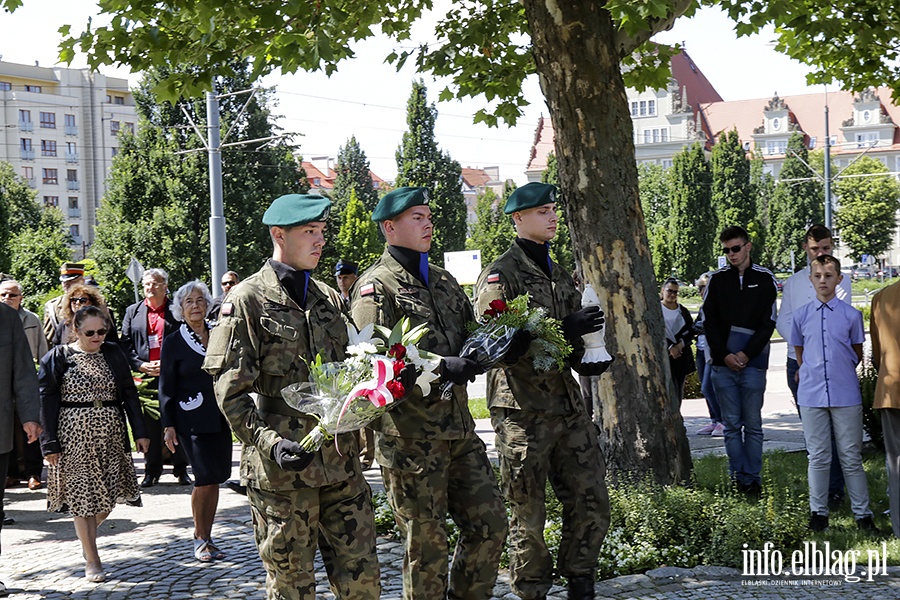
[256, 395, 305, 418]
[60, 400, 120, 408]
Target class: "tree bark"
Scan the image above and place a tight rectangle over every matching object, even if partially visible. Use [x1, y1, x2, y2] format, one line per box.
[523, 0, 692, 484]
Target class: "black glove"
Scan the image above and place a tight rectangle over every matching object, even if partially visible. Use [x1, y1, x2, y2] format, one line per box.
[499, 329, 532, 366]
[573, 357, 615, 377]
[271, 439, 314, 471]
[440, 357, 484, 386]
[398, 364, 418, 395]
[562, 306, 605, 342]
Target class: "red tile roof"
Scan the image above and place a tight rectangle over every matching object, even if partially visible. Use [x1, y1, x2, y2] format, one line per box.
[302, 162, 386, 190]
[461, 168, 492, 188]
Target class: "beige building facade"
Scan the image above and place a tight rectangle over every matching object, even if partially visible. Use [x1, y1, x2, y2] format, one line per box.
[0, 60, 136, 252]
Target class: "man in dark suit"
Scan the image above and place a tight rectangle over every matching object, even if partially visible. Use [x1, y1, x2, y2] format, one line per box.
[0, 303, 41, 595]
[120, 268, 191, 487]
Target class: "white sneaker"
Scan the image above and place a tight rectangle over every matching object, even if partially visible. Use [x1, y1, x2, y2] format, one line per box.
[696, 422, 717, 435]
[711, 423, 725, 437]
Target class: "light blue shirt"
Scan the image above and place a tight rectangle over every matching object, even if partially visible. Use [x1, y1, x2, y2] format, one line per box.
[791, 297, 864, 408]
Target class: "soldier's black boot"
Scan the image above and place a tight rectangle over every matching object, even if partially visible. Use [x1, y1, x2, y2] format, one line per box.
[567, 576, 596, 600]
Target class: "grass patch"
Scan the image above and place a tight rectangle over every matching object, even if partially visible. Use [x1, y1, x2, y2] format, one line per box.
[468, 397, 490, 420]
[373, 447, 900, 579]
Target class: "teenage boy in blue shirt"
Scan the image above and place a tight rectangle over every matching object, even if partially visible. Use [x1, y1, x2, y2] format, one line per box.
[792, 255, 876, 532]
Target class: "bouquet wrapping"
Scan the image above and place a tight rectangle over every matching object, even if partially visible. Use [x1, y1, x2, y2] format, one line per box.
[281, 319, 441, 452]
[440, 294, 572, 399]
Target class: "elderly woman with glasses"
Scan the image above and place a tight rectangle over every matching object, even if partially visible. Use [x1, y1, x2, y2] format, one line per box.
[660, 277, 695, 407]
[50, 284, 119, 347]
[38, 305, 150, 583]
[159, 281, 232, 562]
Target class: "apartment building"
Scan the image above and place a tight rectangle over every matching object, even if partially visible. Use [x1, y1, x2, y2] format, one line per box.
[0, 60, 136, 251]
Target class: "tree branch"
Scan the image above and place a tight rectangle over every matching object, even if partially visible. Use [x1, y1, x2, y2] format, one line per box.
[614, 0, 694, 58]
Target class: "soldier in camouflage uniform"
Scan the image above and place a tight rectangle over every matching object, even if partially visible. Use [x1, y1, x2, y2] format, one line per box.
[473, 182, 612, 600]
[203, 194, 380, 600]
[351, 187, 508, 600]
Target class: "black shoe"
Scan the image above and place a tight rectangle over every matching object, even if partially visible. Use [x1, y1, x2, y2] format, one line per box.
[809, 512, 829, 532]
[567, 576, 596, 600]
[225, 480, 247, 496]
[176, 472, 193, 486]
[827, 493, 844, 510]
[140, 475, 160, 488]
[2, 517, 14, 526]
[857, 515, 878, 533]
[736, 481, 761, 499]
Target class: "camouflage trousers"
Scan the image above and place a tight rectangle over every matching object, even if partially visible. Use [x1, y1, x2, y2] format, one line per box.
[491, 407, 610, 600]
[247, 472, 381, 600]
[376, 432, 508, 600]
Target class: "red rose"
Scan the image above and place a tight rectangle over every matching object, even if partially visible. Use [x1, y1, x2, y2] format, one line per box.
[489, 299, 508, 313]
[386, 380, 405, 399]
[392, 360, 405, 378]
[388, 343, 407, 360]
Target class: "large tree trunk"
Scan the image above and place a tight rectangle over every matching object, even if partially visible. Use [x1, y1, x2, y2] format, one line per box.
[524, 0, 692, 484]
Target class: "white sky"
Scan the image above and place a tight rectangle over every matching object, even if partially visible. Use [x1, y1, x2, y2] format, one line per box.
[0, 2, 825, 185]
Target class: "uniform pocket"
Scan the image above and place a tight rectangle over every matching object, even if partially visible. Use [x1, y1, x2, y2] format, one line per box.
[395, 293, 432, 323]
[259, 315, 301, 376]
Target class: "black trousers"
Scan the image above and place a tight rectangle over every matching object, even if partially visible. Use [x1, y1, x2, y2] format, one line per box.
[7, 412, 43, 481]
[142, 412, 188, 477]
[0, 451, 9, 555]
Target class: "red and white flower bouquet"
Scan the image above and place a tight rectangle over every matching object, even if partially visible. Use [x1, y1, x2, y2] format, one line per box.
[281, 318, 441, 451]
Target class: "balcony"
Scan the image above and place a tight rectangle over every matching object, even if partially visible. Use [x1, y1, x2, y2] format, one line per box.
[20, 149, 34, 161]
[18, 121, 33, 132]
[65, 125, 78, 136]
[66, 180, 80, 191]
[66, 152, 79, 163]
[68, 207, 81, 218]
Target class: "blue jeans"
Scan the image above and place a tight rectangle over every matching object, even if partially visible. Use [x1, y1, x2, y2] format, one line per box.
[787, 358, 845, 498]
[696, 349, 721, 423]
[711, 366, 766, 486]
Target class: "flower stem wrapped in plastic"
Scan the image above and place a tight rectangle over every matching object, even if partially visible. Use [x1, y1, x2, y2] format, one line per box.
[281, 318, 441, 452]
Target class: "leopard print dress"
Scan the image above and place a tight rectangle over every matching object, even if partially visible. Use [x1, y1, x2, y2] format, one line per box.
[47, 347, 141, 517]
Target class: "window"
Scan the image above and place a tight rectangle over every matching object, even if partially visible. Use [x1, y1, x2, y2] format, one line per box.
[808, 136, 817, 149]
[661, 159, 673, 169]
[124, 122, 135, 135]
[110, 120, 120, 135]
[643, 130, 652, 144]
[313, 177, 321, 186]
[639, 100, 647, 116]
[765, 140, 787, 155]
[856, 132, 878, 148]
[41, 140, 57, 156]
[43, 196, 59, 207]
[67, 169, 78, 182]
[0, 81, 11, 91]
[113, 96, 125, 105]
[18, 110, 31, 123]
[22, 167, 33, 180]
[652, 129, 660, 143]
[66, 142, 77, 154]
[111, 147, 118, 157]
[630, 101, 639, 117]
[69, 224, 80, 239]
[660, 129, 668, 142]
[39, 112, 56, 128]
[105, 94, 111, 103]
[20, 139, 32, 151]
[68, 197, 79, 209]
[24, 85, 41, 93]
[648, 99, 656, 116]
[42, 168, 58, 185]
[65, 114, 76, 127]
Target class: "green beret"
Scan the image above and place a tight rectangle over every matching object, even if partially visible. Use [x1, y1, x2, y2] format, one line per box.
[504, 182, 558, 214]
[371, 187, 430, 222]
[262, 194, 332, 227]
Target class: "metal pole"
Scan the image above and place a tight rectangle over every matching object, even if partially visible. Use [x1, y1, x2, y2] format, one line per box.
[824, 103, 832, 229]
[207, 92, 227, 298]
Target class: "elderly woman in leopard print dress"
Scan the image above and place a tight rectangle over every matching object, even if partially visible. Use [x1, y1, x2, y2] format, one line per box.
[39, 306, 150, 583]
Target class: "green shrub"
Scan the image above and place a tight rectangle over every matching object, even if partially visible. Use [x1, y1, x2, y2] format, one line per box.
[683, 371, 701, 399]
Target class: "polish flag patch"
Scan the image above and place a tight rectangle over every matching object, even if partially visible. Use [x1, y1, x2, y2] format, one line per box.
[220, 302, 234, 317]
[360, 283, 376, 297]
[487, 273, 501, 284]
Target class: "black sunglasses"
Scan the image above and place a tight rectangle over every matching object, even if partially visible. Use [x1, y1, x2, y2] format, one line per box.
[722, 243, 747, 254]
[82, 328, 108, 337]
[70, 297, 90, 305]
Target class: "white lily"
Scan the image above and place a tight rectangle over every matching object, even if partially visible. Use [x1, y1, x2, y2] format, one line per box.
[346, 323, 381, 357]
[404, 344, 442, 396]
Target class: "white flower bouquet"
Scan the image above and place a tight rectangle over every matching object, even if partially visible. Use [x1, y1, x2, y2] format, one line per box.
[281, 318, 441, 451]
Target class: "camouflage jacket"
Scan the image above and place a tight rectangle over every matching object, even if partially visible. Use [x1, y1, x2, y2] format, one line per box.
[351, 248, 475, 439]
[203, 260, 359, 491]
[473, 242, 583, 415]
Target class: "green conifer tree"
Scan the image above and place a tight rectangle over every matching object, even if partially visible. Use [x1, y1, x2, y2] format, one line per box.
[465, 187, 515, 265]
[541, 153, 575, 273]
[335, 188, 383, 271]
[669, 143, 715, 281]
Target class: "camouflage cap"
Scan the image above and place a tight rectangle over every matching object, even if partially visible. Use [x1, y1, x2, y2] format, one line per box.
[504, 182, 558, 214]
[262, 194, 332, 227]
[371, 187, 430, 222]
